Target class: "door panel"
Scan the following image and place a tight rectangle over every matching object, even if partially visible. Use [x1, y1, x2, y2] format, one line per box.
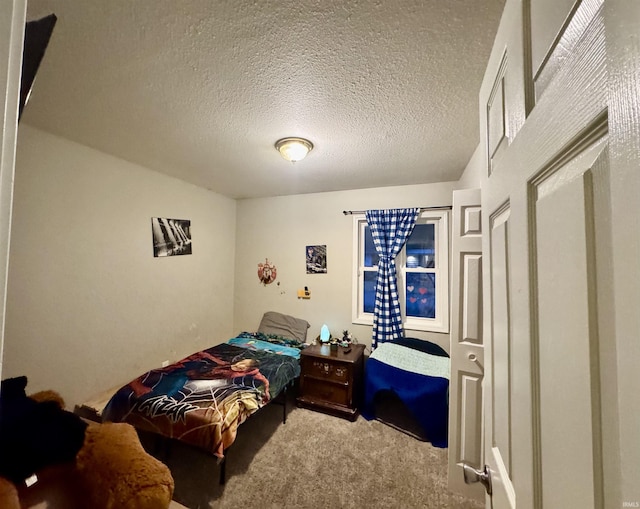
[459, 372, 483, 463]
[534, 160, 604, 508]
[489, 209, 512, 480]
[487, 54, 508, 175]
[530, 0, 575, 77]
[479, 0, 530, 179]
[462, 253, 483, 344]
[534, 0, 603, 100]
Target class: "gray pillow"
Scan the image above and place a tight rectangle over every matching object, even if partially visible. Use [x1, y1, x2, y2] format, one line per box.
[258, 311, 310, 342]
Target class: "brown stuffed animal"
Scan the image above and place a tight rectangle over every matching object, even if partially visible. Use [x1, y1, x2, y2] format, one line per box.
[77, 422, 174, 509]
[0, 476, 19, 509]
[0, 382, 174, 509]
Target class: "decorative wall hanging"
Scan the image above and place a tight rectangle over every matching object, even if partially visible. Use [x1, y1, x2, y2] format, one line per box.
[258, 258, 277, 285]
[306, 245, 327, 274]
[151, 217, 192, 257]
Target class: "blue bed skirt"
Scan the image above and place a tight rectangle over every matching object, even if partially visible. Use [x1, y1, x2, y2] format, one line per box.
[361, 357, 449, 448]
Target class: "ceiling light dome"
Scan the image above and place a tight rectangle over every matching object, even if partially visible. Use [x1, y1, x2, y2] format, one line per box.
[275, 137, 313, 162]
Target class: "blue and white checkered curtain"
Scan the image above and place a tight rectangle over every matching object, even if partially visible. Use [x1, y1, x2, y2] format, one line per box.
[366, 208, 419, 350]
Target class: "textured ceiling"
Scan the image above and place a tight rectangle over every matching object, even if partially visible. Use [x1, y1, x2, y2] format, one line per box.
[23, 0, 505, 199]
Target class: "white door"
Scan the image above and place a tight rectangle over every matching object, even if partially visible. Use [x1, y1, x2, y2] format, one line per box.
[478, 0, 640, 507]
[448, 188, 484, 501]
[0, 0, 26, 382]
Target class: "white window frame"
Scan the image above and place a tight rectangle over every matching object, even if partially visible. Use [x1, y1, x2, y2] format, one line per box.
[351, 210, 450, 333]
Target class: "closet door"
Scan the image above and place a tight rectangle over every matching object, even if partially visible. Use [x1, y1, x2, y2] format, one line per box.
[448, 188, 484, 501]
[476, 0, 639, 507]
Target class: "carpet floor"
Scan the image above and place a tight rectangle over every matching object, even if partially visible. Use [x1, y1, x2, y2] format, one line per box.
[142, 394, 484, 509]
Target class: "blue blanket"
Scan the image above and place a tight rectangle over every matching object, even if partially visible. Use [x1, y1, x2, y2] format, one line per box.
[361, 342, 450, 448]
[227, 336, 303, 359]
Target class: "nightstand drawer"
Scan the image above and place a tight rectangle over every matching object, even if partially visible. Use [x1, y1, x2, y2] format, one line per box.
[302, 377, 349, 406]
[302, 358, 351, 383]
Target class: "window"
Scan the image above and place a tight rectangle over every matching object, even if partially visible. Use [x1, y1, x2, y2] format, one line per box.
[352, 209, 449, 333]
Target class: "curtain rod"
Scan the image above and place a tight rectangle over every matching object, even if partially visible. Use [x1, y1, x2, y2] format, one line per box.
[342, 206, 452, 215]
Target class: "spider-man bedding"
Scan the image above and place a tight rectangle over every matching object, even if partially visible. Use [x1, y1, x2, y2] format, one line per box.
[361, 338, 450, 448]
[103, 334, 302, 459]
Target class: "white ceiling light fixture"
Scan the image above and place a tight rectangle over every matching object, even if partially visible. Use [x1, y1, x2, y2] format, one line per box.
[275, 137, 314, 162]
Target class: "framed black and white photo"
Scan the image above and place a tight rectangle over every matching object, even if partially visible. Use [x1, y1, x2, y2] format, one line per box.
[306, 245, 327, 274]
[152, 217, 192, 257]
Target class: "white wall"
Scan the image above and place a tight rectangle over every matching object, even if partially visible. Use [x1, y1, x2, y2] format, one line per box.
[455, 144, 484, 190]
[2, 125, 237, 408]
[234, 182, 456, 353]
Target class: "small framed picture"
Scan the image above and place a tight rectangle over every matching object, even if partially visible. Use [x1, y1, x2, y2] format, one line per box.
[306, 245, 327, 274]
[152, 218, 192, 257]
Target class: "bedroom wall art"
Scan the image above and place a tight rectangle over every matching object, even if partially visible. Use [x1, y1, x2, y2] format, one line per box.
[151, 217, 192, 257]
[258, 258, 277, 285]
[306, 245, 327, 274]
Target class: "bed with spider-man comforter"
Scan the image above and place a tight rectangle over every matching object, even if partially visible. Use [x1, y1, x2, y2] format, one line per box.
[102, 334, 302, 459]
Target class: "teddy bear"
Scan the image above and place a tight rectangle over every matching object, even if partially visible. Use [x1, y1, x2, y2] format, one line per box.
[0, 376, 174, 509]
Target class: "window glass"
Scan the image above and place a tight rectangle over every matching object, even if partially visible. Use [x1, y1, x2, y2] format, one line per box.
[363, 226, 379, 267]
[363, 271, 377, 313]
[405, 224, 435, 268]
[405, 272, 436, 319]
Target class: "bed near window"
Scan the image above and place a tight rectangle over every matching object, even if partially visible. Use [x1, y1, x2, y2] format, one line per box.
[361, 338, 450, 448]
[102, 312, 309, 465]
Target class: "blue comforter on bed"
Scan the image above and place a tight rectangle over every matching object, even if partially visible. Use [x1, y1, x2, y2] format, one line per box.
[361, 339, 450, 448]
[227, 335, 304, 359]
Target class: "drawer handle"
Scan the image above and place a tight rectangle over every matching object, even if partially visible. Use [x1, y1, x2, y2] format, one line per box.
[312, 361, 333, 375]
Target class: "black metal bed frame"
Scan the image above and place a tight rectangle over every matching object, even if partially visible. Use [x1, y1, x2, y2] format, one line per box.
[151, 378, 296, 485]
[217, 380, 293, 484]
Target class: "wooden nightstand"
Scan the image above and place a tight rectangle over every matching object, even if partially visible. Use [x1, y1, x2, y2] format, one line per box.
[296, 343, 365, 421]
